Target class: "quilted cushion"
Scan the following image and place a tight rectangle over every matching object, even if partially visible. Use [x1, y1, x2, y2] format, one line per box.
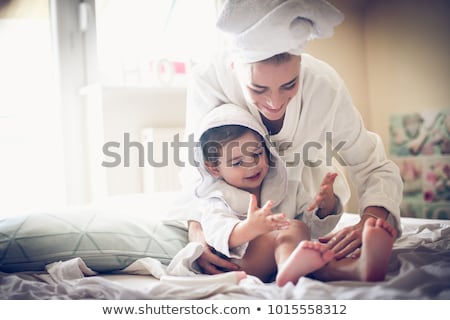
[0, 211, 188, 273]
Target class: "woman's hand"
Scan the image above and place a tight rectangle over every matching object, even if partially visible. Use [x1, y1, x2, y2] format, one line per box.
[318, 219, 364, 259]
[197, 245, 242, 274]
[188, 220, 240, 274]
[318, 207, 391, 259]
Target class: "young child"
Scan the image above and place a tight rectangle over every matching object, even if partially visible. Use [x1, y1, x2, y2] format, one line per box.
[192, 104, 343, 286]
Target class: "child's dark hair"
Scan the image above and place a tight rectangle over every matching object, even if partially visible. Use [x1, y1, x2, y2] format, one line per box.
[200, 125, 272, 166]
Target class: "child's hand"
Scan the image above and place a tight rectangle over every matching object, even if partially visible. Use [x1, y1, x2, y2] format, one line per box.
[246, 194, 289, 236]
[307, 172, 338, 218]
[229, 194, 290, 247]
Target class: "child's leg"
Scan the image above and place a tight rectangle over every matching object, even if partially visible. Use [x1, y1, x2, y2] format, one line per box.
[275, 220, 334, 287]
[231, 220, 313, 283]
[231, 232, 279, 283]
[312, 217, 397, 281]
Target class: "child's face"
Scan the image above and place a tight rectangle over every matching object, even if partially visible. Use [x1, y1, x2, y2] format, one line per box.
[207, 131, 269, 194]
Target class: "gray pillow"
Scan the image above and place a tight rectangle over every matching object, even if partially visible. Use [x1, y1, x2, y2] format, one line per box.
[0, 211, 188, 273]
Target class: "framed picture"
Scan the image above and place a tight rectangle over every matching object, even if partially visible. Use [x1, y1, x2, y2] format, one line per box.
[390, 109, 450, 219]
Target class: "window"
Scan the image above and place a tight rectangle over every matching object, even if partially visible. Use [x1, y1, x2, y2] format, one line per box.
[95, 0, 220, 86]
[0, 1, 66, 216]
[0, 0, 223, 215]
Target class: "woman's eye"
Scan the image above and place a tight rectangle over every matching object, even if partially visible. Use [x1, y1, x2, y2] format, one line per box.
[248, 87, 266, 94]
[283, 82, 297, 90]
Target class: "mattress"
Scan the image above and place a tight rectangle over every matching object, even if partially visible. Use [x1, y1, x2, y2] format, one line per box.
[0, 193, 449, 300]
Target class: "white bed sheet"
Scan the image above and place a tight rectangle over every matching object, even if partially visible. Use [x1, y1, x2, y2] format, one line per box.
[0, 194, 449, 300]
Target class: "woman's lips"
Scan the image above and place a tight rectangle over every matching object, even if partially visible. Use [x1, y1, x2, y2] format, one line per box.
[262, 105, 283, 114]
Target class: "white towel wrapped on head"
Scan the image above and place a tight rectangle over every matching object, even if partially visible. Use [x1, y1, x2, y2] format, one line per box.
[216, 0, 344, 63]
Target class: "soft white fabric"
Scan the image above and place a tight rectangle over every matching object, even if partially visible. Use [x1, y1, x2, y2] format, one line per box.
[1, 215, 448, 300]
[45, 242, 245, 286]
[216, 0, 344, 63]
[192, 104, 342, 258]
[184, 52, 403, 234]
[122, 242, 203, 277]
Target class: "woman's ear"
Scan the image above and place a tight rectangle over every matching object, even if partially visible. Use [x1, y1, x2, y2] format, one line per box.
[204, 161, 221, 179]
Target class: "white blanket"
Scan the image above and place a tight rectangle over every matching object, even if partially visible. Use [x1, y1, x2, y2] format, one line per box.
[1, 216, 449, 300]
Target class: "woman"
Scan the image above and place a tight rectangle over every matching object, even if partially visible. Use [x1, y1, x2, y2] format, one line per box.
[184, 0, 402, 281]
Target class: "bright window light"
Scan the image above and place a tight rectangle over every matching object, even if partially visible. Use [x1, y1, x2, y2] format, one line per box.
[95, 0, 219, 86]
[0, 18, 65, 217]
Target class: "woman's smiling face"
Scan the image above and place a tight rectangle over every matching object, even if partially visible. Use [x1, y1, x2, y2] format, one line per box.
[235, 54, 301, 122]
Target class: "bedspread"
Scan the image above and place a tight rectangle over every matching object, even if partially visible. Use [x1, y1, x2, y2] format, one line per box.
[1, 214, 449, 300]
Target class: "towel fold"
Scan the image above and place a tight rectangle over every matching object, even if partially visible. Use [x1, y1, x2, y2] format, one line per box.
[45, 242, 247, 287]
[216, 0, 344, 63]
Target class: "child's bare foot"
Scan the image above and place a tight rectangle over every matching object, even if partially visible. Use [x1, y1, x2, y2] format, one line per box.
[276, 241, 334, 287]
[358, 217, 397, 281]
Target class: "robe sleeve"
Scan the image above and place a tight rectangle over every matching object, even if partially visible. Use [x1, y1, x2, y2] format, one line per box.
[299, 55, 403, 235]
[330, 82, 403, 234]
[199, 198, 249, 259]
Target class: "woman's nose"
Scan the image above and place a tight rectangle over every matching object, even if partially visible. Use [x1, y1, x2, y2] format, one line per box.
[265, 93, 283, 109]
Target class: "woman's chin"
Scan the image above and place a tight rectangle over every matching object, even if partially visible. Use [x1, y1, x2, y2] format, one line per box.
[261, 110, 285, 121]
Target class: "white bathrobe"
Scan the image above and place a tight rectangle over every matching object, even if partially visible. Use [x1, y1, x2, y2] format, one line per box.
[184, 52, 403, 233]
[192, 104, 342, 259]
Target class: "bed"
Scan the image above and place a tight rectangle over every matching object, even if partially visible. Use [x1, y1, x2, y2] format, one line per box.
[0, 192, 449, 300]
